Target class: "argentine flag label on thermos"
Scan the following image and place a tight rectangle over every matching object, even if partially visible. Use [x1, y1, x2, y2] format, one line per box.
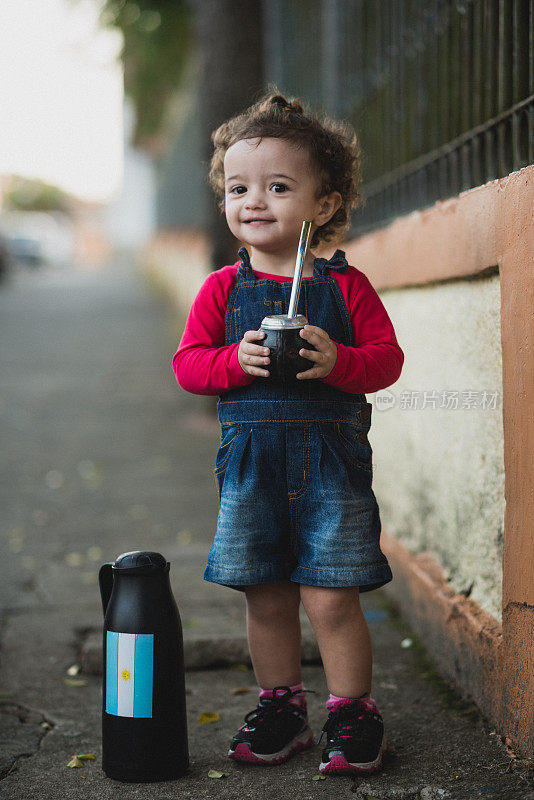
[106, 632, 154, 718]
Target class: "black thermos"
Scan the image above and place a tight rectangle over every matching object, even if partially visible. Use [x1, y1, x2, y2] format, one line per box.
[99, 551, 189, 782]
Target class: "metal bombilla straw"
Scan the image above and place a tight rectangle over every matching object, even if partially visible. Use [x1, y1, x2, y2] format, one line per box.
[258, 220, 314, 380]
[287, 221, 312, 319]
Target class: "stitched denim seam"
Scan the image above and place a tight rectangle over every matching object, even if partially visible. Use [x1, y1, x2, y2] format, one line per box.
[287, 422, 306, 496]
[233, 306, 241, 341]
[327, 276, 354, 346]
[294, 500, 299, 553]
[288, 496, 301, 556]
[213, 424, 242, 475]
[235, 277, 330, 288]
[295, 563, 388, 573]
[217, 417, 364, 424]
[205, 561, 291, 571]
[288, 424, 311, 500]
[218, 399, 366, 405]
[336, 423, 372, 473]
[225, 284, 241, 345]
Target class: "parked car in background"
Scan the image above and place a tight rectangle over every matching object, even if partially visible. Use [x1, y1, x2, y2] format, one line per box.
[0, 210, 75, 271]
[7, 233, 43, 266]
[0, 231, 10, 281]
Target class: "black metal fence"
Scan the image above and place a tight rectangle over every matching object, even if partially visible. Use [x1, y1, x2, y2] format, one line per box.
[262, 0, 534, 233]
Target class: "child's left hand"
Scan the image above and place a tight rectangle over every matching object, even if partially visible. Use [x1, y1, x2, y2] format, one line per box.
[296, 325, 338, 380]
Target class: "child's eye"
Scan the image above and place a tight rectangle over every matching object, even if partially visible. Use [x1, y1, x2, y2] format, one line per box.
[271, 183, 288, 193]
[229, 185, 246, 195]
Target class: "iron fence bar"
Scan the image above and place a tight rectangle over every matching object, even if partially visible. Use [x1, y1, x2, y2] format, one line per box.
[322, 0, 341, 116]
[360, 92, 534, 199]
[472, 0, 483, 128]
[263, 0, 532, 232]
[262, 0, 284, 89]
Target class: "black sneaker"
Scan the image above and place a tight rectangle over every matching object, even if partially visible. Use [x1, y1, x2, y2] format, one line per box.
[318, 699, 388, 774]
[228, 686, 313, 765]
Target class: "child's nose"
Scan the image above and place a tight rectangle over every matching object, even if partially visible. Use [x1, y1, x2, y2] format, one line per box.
[244, 191, 267, 209]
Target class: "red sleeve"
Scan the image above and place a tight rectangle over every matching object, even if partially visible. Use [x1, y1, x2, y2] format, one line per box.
[322, 270, 404, 394]
[171, 267, 255, 396]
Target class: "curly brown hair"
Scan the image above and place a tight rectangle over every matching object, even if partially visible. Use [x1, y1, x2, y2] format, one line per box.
[209, 89, 363, 248]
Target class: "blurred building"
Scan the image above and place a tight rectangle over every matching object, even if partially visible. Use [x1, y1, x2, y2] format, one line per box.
[104, 98, 157, 253]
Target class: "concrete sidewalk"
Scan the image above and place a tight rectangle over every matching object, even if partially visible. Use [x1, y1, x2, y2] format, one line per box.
[0, 256, 532, 799]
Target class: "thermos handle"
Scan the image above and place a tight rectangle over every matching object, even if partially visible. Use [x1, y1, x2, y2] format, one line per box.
[99, 563, 114, 615]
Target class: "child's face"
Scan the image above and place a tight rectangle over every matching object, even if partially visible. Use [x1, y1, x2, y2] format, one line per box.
[224, 137, 330, 259]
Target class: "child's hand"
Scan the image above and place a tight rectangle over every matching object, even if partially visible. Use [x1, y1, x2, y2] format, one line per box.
[296, 325, 338, 380]
[238, 329, 270, 378]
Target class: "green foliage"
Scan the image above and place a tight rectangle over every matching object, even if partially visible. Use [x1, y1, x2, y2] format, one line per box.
[3, 177, 69, 213]
[98, 1, 192, 143]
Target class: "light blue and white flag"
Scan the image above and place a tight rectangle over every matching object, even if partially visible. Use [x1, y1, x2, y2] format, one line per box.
[106, 631, 154, 718]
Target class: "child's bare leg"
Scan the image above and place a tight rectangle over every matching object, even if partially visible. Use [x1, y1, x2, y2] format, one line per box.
[300, 585, 371, 697]
[244, 581, 302, 688]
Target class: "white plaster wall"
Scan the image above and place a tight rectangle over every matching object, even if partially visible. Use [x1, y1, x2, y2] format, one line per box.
[369, 274, 504, 620]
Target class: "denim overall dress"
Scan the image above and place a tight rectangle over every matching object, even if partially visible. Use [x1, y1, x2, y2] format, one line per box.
[204, 248, 392, 593]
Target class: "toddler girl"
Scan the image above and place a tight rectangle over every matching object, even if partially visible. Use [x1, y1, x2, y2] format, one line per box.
[172, 91, 404, 774]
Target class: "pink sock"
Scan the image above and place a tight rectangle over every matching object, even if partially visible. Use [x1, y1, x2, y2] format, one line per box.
[260, 682, 307, 711]
[326, 692, 378, 712]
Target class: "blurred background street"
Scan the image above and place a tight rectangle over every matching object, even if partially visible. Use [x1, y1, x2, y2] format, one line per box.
[0, 251, 238, 630]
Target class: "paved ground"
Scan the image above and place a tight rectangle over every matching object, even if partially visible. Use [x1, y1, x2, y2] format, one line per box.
[0, 255, 532, 799]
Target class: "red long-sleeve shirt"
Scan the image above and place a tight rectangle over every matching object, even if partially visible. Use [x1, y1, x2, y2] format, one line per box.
[172, 261, 404, 396]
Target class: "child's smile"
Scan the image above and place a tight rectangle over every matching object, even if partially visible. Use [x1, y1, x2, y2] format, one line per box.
[224, 137, 333, 274]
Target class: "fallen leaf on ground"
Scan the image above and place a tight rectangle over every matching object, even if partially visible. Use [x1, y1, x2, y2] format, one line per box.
[177, 530, 192, 545]
[229, 686, 251, 695]
[198, 711, 221, 724]
[503, 736, 519, 758]
[63, 678, 88, 687]
[312, 774, 326, 780]
[64, 552, 83, 568]
[66, 753, 95, 769]
[207, 768, 228, 779]
[86, 545, 102, 561]
[46, 470, 64, 490]
[230, 663, 250, 672]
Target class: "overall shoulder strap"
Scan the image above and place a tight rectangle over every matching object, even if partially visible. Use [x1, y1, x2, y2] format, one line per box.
[236, 247, 255, 283]
[313, 249, 349, 277]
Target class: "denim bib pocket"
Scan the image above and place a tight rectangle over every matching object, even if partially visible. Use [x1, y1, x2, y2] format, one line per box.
[214, 423, 243, 476]
[336, 422, 373, 473]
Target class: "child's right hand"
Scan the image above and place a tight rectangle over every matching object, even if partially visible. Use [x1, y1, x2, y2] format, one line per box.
[238, 330, 270, 378]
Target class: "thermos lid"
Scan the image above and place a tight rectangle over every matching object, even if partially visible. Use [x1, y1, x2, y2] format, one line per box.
[113, 551, 168, 574]
[261, 314, 308, 330]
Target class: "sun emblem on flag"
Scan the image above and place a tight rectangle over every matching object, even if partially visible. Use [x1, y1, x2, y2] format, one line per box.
[121, 668, 131, 681]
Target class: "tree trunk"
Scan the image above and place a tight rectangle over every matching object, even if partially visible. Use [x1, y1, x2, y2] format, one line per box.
[191, 0, 264, 269]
